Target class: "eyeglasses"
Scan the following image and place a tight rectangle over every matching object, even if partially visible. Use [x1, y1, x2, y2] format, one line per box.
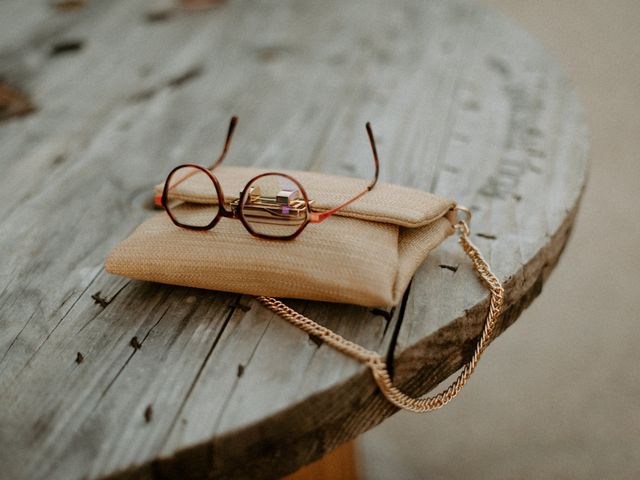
[159, 116, 380, 240]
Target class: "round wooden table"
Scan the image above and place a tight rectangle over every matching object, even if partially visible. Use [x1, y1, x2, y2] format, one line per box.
[0, 1, 587, 479]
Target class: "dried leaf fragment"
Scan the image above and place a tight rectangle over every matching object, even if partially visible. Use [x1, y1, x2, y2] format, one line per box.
[0, 82, 36, 122]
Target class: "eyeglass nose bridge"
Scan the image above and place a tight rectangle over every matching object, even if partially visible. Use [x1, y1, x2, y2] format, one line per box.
[210, 183, 241, 220]
[224, 198, 242, 219]
[219, 205, 238, 219]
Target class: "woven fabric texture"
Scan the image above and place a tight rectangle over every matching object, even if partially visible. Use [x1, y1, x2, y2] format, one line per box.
[107, 167, 456, 307]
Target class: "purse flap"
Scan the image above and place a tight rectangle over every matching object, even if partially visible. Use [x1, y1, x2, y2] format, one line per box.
[154, 166, 455, 228]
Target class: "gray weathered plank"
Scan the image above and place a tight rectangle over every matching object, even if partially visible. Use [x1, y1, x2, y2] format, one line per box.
[0, 1, 587, 479]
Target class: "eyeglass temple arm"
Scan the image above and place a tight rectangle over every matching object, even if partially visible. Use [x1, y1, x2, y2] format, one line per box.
[155, 116, 239, 206]
[310, 122, 380, 223]
[208, 115, 238, 170]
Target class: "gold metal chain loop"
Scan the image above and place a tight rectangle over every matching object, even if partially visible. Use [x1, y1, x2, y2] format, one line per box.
[257, 208, 504, 413]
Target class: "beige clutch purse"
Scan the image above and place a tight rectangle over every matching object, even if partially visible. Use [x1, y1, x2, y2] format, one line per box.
[106, 166, 456, 308]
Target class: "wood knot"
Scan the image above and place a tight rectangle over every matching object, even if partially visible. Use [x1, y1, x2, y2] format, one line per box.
[91, 291, 109, 308]
[130, 336, 142, 350]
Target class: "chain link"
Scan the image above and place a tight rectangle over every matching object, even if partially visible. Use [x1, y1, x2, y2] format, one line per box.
[257, 216, 504, 413]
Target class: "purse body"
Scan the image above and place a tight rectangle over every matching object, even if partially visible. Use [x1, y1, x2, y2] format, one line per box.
[106, 167, 456, 307]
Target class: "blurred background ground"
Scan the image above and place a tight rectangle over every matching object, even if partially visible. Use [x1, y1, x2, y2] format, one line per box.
[357, 1, 640, 478]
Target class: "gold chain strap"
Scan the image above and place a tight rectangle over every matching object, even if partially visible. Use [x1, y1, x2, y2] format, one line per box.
[257, 210, 504, 413]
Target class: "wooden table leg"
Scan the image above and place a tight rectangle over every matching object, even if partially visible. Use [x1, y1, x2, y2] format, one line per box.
[282, 442, 359, 480]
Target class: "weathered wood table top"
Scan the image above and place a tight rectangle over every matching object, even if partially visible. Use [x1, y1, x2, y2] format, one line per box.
[0, 1, 587, 479]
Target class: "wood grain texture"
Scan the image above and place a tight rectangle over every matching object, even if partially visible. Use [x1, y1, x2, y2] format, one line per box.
[0, 1, 587, 479]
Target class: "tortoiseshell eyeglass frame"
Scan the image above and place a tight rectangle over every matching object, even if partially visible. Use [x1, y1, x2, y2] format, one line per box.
[160, 116, 380, 240]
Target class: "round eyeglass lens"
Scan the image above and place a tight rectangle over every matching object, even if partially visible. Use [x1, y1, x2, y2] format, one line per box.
[240, 174, 309, 238]
[164, 166, 219, 228]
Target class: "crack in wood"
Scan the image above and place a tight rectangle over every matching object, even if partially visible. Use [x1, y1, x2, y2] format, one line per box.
[381, 314, 395, 339]
[0, 310, 38, 369]
[307, 334, 323, 348]
[144, 404, 153, 423]
[476, 232, 497, 240]
[157, 295, 244, 448]
[98, 303, 172, 401]
[1, 269, 103, 382]
[128, 65, 204, 104]
[384, 280, 413, 378]
[208, 308, 275, 436]
[50, 40, 84, 56]
[438, 264, 459, 273]
[167, 66, 203, 88]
